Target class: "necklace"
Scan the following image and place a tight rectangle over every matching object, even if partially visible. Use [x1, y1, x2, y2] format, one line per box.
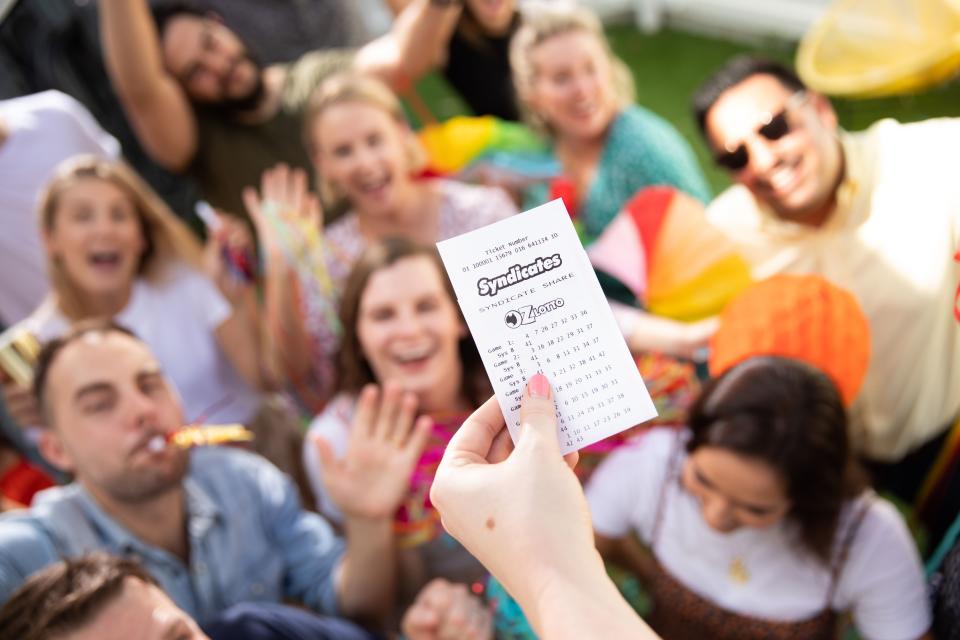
[728, 557, 750, 584]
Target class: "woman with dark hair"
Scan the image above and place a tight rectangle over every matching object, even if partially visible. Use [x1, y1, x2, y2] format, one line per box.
[302, 237, 492, 612]
[586, 356, 931, 640]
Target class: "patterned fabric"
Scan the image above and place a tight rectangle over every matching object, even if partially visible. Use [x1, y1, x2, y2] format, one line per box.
[394, 413, 465, 547]
[524, 105, 711, 244]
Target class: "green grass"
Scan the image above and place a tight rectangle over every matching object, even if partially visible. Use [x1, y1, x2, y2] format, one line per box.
[410, 21, 960, 193]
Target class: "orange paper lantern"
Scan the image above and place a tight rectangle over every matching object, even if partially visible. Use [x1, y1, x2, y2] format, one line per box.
[709, 275, 870, 406]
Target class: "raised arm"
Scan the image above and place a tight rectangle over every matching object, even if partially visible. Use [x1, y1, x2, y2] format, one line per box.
[322, 384, 433, 620]
[204, 212, 270, 391]
[355, 0, 462, 92]
[244, 165, 334, 407]
[99, 0, 197, 171]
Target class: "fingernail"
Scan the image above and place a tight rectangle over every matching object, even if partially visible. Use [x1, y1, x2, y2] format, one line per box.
[527, 373, 550, 398]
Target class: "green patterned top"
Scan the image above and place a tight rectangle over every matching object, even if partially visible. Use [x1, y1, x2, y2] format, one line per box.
[524, 104, 711, 243]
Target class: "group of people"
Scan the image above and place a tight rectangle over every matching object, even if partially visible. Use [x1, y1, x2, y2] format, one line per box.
[0, 0, 956, 639]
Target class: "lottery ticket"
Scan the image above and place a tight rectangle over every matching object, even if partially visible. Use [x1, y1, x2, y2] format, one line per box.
[437, 199, 657, 454]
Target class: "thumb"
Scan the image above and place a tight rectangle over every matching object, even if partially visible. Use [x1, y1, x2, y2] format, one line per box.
[517, 373, 560, 454]
[313, 433, 338, 471]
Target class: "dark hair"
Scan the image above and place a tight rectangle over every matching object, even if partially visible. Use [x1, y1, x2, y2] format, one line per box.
[692, 56, 807, 139]
[687, 356, 867, 563]
[32, 320, 140, 422]
[151, 2, 205, 38]
[0, 553, 158, 640]
[336, 237, 490, 409]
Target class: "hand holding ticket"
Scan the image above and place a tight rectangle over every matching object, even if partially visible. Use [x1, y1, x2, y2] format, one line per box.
[437, 199, 657, 454]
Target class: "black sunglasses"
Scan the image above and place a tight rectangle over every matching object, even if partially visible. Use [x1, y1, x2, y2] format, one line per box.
[713, 109, 792, 171]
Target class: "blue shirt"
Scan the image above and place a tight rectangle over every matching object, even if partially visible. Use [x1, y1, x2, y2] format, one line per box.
[0, 448, 345, 623]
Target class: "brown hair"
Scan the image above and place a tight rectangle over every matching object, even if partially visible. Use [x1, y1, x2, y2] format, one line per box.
[302, 73, 426, 208]
[39, 155, 203, 321]
[32, 320, 140, 423]
[0, 553, 158, 640]
[687, 356, 868, 563]
[336, 237, 490, 408]
[509, 4, 635, 134]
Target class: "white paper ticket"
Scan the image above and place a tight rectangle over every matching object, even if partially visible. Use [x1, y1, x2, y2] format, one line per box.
[437, 199, 657, 454]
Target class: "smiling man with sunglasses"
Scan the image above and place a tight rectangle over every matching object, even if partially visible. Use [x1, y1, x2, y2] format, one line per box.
[692, 56, 960, 548]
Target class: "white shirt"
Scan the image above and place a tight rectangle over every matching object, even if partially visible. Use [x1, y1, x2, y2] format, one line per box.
[0, 91, 120, 325]
[586, 429, 931, 640]
[706, 118, 960, 460]
[17, 264, 259, 424]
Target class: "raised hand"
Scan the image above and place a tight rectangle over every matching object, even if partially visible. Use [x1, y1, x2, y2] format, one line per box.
[242, 163, 324, 263]
[202, 211, 256, 304]
[314, 383, 432, 520]
[402, 578, 493, 640]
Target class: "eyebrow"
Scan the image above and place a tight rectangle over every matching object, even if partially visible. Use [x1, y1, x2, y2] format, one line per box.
[73, 366, 164, 403]
[73, 382, 115, 404]
[692, 463, 781, 513]
[137, 368, 164, 383]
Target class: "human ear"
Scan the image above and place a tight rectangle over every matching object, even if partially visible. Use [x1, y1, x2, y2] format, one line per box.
[809, 91, 838, 131]
[37, 429, 76, 474]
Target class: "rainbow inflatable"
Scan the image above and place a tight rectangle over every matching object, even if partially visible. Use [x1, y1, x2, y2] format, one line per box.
[587, 187, 752, 322]
[417, 115, 559, 180]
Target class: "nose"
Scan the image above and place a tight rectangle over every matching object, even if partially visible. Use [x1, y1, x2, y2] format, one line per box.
[201, 48, 233, 80]
[129, 390, 161, 431]
[88, 211, 121, 238]
[392, 309, 426, 339]
[702, 495, 736, 532]
[570, 72, 592, 99]
[745, 137, 779, 176]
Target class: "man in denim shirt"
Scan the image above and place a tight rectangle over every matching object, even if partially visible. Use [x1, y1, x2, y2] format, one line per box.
[0, 321, 396, 629]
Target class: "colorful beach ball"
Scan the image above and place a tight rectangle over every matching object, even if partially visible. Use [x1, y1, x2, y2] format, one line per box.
[709, 274, 870, 406]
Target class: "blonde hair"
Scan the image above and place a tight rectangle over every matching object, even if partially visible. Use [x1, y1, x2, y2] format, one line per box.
[302, 72, 426, 207]
[510, 5, 635, 134]
[39, 155, 204, 320]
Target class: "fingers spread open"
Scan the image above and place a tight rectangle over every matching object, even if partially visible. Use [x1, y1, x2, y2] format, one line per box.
[242, 187, 262, 224]
[289, 167, 306, 216]
[372, 383, 403, 441]
[403, 415, 433, 461]
[351, 384, 380, 440]
[313, 433, 339, 472]
[389, 391, 419, 446]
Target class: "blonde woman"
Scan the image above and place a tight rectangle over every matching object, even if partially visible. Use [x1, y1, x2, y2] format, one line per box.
[511, 5, 710, 242]
[1, 155, 265, 427]
[247, 72, 517, 409]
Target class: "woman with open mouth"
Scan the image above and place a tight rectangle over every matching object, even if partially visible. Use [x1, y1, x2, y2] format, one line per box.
[301, 237, 493, 627]
[0, 156, 298, 477]
[246, 72, 516, 411]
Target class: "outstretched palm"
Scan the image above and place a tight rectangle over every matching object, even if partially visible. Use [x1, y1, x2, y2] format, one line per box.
[243, 163, 324, 262]
[316, 383, 432, 520]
